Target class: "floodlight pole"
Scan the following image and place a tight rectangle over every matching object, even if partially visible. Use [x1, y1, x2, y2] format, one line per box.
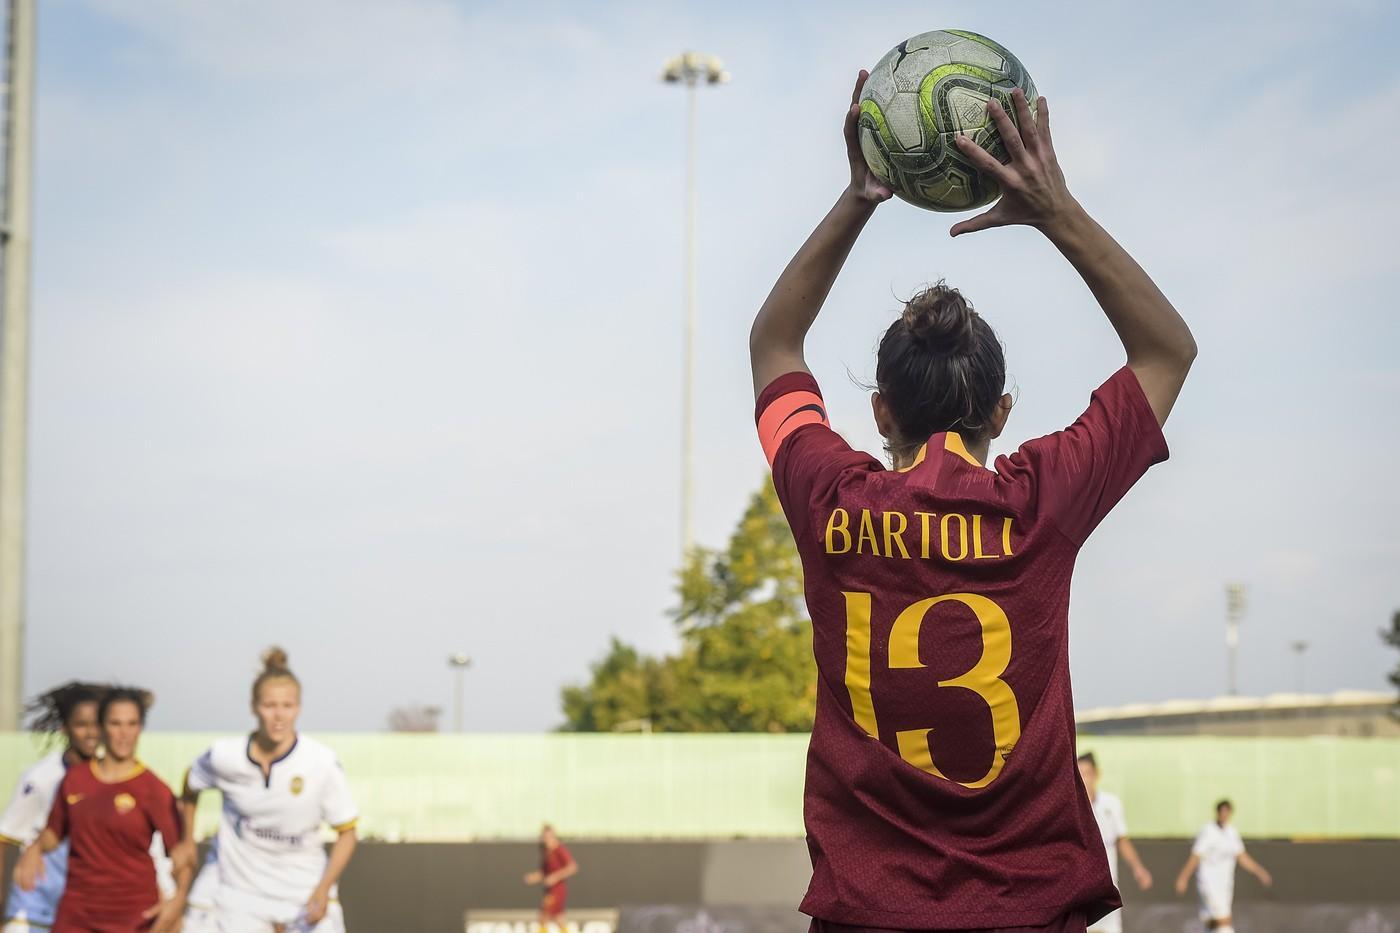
[1225, 583, 1247, 696]
[1290, 640, 1308, 694]
[448, 652, 472, 734]
[0, 0, 35, 731]
[661, 52, 727, 561]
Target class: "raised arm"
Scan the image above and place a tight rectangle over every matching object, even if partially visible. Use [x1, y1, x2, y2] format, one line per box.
[951, 90, 1196, 425]
[749, 70, 892, 398]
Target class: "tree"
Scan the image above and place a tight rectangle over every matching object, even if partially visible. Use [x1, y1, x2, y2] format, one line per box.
[560, 479, 816, 732]
[1383, 609, 1400, 716]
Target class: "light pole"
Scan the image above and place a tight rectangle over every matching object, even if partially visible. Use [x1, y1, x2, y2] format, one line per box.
[1225, 583, 1247, 696]
[447, 652, 472, 734]
[1290, 640, 1309, 694]
[661, 51, 728, 559]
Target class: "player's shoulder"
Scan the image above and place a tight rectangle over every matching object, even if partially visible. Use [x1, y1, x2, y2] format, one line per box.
[205, 735, 253, 769]
[20, 749, 68, 787]
[1097, 789, 1123, 811]
[289, 734, 340, 768]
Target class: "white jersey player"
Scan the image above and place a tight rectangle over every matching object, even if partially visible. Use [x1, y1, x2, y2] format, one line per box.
[176, 648, 359, 933]
[1077, 753, 1152, 933]
[1174, 799, 1273, 932]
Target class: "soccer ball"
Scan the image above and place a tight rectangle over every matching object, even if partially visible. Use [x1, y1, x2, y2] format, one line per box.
[858, 30, 1038, 212]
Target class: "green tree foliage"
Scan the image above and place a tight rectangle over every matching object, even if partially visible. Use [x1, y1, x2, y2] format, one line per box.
[560, 480, 815, 733]
[1384, 609, 1400, 712]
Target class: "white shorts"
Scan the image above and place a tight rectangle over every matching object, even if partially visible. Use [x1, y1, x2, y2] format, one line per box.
[182, 901, 345, 933]
[4, 916, 52, 933]
[1086, 906, 1122, 933]
[1199, 881, 1234, 920]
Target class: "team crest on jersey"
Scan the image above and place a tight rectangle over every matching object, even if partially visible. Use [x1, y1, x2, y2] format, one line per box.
[290, 775, 305, 795]
[113, 793, 137, 814]
[66, 793, 84, 805]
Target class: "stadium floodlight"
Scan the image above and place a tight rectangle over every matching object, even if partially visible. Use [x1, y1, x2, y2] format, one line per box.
[1225, 583, 1248, 696]
[0, 0, 35, 731]
[447, 652, 472, 734]
[1291, 640, 1309, 694]
[660, 51, 727, 561]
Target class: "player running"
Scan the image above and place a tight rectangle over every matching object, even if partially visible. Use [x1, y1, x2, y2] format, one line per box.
[12, 687, 189, 932]
[748, 71, 1195, 929]
[1077, 753, 1152, 933]
[0, 683, 104, 932]
[522, 824, 577, 926]
[1173, 800, 1272, 933]
[175, 648, 359, 932]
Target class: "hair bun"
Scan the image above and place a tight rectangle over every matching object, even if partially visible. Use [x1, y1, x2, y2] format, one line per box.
[901, 282, 976, 355]
[261, 646, 290, 673]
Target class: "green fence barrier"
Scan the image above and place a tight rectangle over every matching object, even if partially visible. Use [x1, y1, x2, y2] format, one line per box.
[1, 734, 1395, 840]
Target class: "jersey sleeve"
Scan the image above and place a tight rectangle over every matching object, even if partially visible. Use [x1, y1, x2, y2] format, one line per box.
[1190, 825, 1210, 857]
[183, 747, 218, 795]
[45, 774, 71, 842]
[0, 772, 48, 846]
[1000, 367, 1168, 545]
[1112, 797, 1129, 838]
[756, 372, 877, 534]
[145, 777, 183, 855]
[320, 757, 358, 832]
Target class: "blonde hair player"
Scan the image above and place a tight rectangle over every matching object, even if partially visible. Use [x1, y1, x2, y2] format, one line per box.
[175, 648, 359, 933]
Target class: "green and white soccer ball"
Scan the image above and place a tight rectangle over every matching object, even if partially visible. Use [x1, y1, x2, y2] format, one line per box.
[858, 30, 1038, 212]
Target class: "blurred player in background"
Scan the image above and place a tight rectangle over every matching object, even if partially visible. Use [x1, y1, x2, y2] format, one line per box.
[1173, 799, 1272, 933]
[13, 687, 189, 932]
[748, 71, 1194, 930]
[1077, 753, 1152, 933]
[523, 824, 577, 927]
[176, 648, 358, 933]
[0, 682, 103, 932]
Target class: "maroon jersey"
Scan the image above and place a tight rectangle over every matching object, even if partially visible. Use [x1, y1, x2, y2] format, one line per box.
[756, 367, 1166, 929]
[46, 761, 180, 920]
[541, 843, 574, 917]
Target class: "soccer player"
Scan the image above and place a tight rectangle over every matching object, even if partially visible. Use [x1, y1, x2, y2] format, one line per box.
[0, 683, 103, 932]
[523, 824, 578, 927]
[1077, 753, 1152, 933]
[748, 72, 1195, 929]
[12, 687, 189, 932]
[1173, 800, 1272, 932]
[175, 648, 359, 933]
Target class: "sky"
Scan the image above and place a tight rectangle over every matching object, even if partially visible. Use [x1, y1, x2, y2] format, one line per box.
[20, 0, 1400, 732]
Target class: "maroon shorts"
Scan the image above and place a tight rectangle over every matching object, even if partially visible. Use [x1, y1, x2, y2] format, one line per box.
[53, 901, 154, 933]
[542, 884, 568, 919]
[811, 914, 1086, 933]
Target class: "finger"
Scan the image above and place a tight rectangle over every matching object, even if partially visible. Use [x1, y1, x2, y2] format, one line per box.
[1035, 95, 1053, 149]
[142, 905, 161, 919]
[984, 98, 1027, 164]
[949, 206, 1007, 237]
[850, 69, 868, 107]
[1010, 88, 1040, 153]
[954, 134, 1016, 185]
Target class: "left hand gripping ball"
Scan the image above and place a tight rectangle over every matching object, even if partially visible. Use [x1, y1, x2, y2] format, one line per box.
[859, 29, 1038, 212]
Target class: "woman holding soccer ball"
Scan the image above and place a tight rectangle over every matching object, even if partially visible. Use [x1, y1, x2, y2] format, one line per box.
[747, 69, 1195, 929]
[176, 648, 359, 933]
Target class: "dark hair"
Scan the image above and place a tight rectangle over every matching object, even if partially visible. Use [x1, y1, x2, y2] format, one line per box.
[98, 687, 153, 725]
[1216, 798, 1233, 813]
[23, 681, 106, 734]
[252, 646, 299, 704]
[1077, 752, 1098, 770]
[875, 282, 1006, 458]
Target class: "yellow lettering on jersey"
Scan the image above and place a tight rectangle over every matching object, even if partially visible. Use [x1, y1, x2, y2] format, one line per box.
[842, 591, 879, 738]
[973, 514, 997, 559]
[914, 512, 935, 559]
[856, 509, 879, 555]
[885, 593, 1021, 788]
[940, 513, 968, 561]
[883, 510, 911, 559]
[1002, 517, 1015, 556]
[825, 509, 851, 555]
